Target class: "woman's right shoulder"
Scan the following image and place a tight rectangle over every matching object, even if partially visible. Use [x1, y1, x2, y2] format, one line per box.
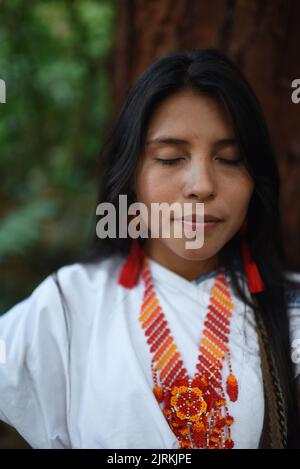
[52, 254, 126, 295]
[0, 254, 127, 329]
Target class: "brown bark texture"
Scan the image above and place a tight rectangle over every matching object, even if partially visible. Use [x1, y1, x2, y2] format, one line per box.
[111, 0, 300, 269]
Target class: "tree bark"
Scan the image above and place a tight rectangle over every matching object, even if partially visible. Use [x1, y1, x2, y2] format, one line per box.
[112, 0, 300, 269]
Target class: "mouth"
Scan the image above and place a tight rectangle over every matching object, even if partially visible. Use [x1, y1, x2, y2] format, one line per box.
[183, 215, 222, 223]
[173, 214, 223, 222]
[173, 218, 223, 233]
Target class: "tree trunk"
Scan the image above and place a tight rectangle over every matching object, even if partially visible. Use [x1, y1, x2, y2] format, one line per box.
[112, 0, 300, 269]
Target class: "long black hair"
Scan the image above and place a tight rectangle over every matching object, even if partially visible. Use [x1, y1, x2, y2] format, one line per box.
[59, 48, 300, 447]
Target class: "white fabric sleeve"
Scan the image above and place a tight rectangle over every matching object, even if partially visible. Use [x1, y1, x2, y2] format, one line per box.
[286, 272, 300, 381]
[0, 273, 71, 448]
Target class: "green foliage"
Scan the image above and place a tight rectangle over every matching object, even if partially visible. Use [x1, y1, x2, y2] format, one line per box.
[0, 201, 58, 259]
[0, 0, 116, 312]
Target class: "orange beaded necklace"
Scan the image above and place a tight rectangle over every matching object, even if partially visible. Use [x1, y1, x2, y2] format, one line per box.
[139, 255, 238, 449]
[118, 237, 265, 449]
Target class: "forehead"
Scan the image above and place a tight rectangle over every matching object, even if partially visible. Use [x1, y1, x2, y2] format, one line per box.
[144, 90, 234, 143]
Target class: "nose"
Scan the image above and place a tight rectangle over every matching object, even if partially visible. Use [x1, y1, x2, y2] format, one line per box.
[182, 158, 216, 201]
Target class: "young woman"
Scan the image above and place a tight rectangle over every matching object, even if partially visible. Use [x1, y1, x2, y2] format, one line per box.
[0, 48, 300, 449]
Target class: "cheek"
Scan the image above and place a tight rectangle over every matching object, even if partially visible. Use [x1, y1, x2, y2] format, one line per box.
[223, 173, 254, 217]
[239, 173, 254, 203]
[136, 165, 177, 205]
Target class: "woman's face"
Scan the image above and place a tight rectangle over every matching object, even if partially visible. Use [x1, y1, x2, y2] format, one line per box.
[134, 90, 254, 278]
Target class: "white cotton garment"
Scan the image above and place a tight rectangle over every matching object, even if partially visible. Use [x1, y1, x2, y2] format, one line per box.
[0, 255, 299, 449]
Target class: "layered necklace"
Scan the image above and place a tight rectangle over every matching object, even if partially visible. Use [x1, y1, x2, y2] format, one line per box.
[138, 256, 239, 449]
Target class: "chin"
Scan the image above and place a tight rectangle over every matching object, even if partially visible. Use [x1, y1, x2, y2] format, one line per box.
[167, 239, 219, 261]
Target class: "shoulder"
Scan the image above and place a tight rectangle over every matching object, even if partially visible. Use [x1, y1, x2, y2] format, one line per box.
[0, 254, 126, 345]
[34, 253, 125, 305]
[54, 254, 125, 292]
[50, 254, 126, 310]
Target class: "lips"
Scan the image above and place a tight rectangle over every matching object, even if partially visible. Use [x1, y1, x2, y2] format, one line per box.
[175, 214, 222, 223]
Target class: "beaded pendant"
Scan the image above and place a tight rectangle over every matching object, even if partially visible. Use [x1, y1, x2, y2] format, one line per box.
[139, 257, 239, 449]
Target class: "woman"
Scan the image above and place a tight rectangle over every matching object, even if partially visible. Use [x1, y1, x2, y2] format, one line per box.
[0, 48, 300, 449]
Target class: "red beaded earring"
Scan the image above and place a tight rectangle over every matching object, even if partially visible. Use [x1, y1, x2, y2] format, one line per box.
[118, 238, 145, 289]
[239, 219, 265, 293]
[117, 202, 146, 288]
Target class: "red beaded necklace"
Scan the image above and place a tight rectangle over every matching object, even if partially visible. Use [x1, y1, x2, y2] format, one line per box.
[138, 255, 238, 449]
[118, 237, 265, 449]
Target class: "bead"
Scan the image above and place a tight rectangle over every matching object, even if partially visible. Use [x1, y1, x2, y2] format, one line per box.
[226, 374, 239, 402]
[153, 385, 164, 403]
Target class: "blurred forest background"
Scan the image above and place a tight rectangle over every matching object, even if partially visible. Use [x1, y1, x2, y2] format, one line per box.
[0, 0, 300, 449]
[0, 0, 115, 315]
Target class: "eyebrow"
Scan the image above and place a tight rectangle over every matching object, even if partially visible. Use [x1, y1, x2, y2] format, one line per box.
[145, 136, 239, 147]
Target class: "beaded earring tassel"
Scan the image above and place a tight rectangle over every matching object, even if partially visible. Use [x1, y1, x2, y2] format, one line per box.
[239, 219, 265, 294]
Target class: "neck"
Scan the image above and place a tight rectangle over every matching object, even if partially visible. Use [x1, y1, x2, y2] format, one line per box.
[144, 241, 221, 281]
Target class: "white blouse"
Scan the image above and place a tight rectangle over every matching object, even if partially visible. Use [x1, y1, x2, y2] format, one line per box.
[0, 255, 299, 449]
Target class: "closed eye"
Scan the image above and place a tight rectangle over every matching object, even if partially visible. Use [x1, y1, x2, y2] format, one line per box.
[155, 158, 183, 166]
[216, 157, 244, 165]
[155, 157, 244, 166]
